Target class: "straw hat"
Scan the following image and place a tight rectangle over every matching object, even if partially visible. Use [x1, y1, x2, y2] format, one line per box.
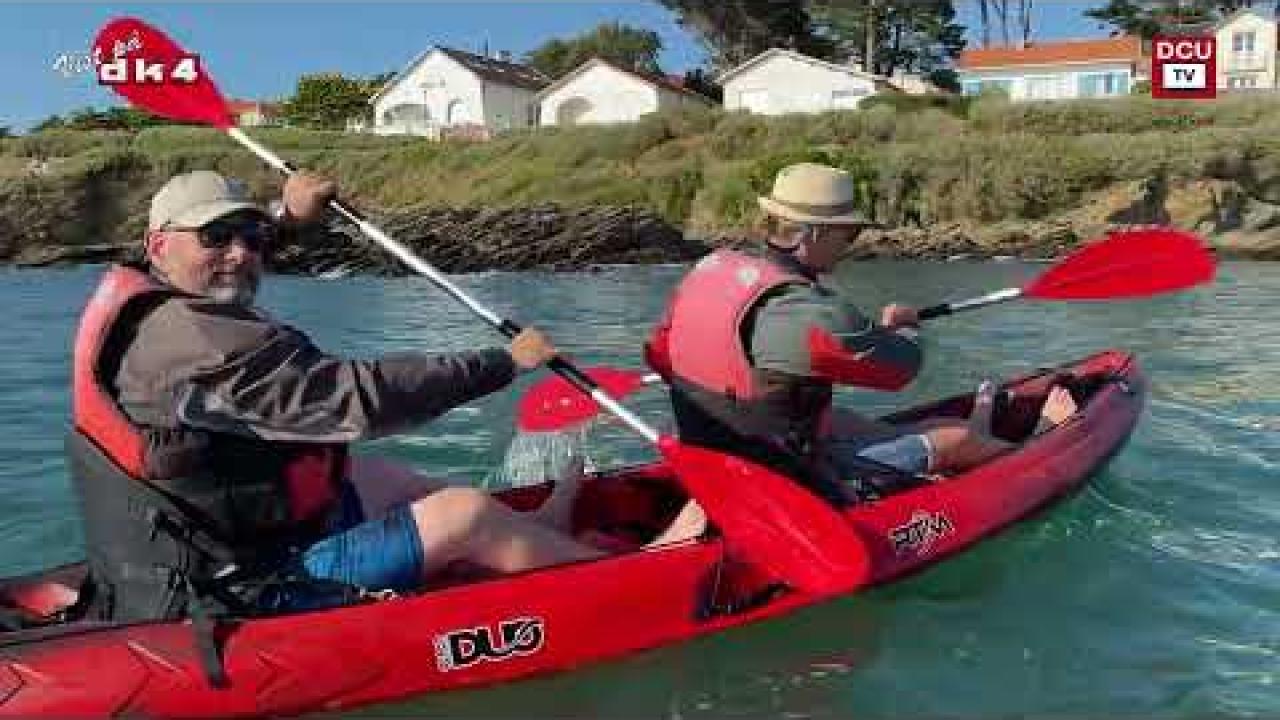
[757, 163, 881, 227]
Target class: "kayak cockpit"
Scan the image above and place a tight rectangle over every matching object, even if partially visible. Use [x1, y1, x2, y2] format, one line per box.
[1, 352, 1140, 637]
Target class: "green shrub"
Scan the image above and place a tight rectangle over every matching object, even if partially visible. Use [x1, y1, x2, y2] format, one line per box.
[860, 92, 972, 118]
[2, 130, 132, 158]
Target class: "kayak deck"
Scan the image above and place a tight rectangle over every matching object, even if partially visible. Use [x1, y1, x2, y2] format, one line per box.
[0, 349, 1143, 718]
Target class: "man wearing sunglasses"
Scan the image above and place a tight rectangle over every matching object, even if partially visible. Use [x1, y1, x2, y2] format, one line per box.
[70, 170, 608, 624]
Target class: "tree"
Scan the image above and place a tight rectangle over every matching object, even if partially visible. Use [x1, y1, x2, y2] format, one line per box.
[283, 72, 379, 130]
[0, 126, 10, 139]
[978, 0, 991, 47]
[1019, 0, 1034, 47]
[47, 106, 173, 131]
[1085, 0, 1243, 39]
[682, 67, 724, 101]
[525, 22, 664, 78]
[32, 115, 65, 132]
[808, 1, 966, 77]
[656, 0, 835, 71]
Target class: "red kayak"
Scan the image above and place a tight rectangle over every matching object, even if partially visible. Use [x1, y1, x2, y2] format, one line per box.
[0, 349, 1144, 718]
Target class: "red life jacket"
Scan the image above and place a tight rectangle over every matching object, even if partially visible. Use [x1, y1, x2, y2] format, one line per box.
[69, 264, 348, 622]
[656, 250, 808, 400]
[645, 251, 826, 449]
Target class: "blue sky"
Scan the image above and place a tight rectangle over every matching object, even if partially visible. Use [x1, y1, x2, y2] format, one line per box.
[2, 1, 1103, 132]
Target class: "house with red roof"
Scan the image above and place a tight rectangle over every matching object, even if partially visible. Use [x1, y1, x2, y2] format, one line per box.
[956, 37, 1146, 101]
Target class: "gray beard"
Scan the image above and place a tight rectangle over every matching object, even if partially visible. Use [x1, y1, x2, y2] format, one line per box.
[207, 277, 259, 305]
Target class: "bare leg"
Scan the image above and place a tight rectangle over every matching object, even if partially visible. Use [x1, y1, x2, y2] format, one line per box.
[921, 422, 1013, 474]
[921, 384, 1080, 474]
[408, 487, 605, 577]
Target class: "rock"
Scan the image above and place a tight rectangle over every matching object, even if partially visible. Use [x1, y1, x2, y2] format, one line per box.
[267, 204, 708, 276]
[13, 243, 136, 268]
[1209, 228, 1280, 260]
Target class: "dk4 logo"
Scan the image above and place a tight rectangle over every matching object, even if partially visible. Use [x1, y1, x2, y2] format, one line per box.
[1152, 35, 1216, 99]
[97, 55, 203, 86]
[433, 616, 545, 672]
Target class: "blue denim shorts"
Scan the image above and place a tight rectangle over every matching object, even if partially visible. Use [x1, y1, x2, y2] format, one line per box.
[299, 483, 425, 594]
[825, 432, 933, 478]
[255, 485, 425, 613]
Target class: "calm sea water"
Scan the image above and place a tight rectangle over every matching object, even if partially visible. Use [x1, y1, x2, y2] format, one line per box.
[0, 261, 1275, 719]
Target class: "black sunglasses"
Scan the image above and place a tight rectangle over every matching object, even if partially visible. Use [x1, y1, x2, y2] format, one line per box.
[171, 218, 276, 253]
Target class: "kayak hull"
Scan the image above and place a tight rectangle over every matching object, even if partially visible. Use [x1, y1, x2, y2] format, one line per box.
[0, 350, 1144, 718]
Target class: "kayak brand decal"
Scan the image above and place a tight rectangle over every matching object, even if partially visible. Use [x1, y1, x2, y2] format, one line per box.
[889, 511, 955, 556]
[433, 616, 545, 672]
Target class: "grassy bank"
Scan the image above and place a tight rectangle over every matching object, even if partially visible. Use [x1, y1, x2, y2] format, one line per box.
[4, 94, 1280, 257]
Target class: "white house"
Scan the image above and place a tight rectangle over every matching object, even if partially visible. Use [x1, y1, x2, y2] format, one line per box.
[956, 37, 1145, 101]
[1215, 7, 1278, 90]
[364, 47, 549, 138]
[718, 48, 889, 115]
[536, 58, 714, 127]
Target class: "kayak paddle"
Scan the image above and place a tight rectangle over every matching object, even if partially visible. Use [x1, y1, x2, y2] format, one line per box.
[93, 18, 868, 595]
[918, 227, 1215, 319]
[517, 227, 1215, 432]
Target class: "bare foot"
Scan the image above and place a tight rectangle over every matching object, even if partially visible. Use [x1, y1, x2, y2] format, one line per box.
[969, 380, 998, 436]
[644, 500, 707, 547]
[1033, 386, 1078, 434]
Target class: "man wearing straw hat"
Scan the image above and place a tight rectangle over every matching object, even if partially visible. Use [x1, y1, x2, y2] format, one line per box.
[647, 163, 1074, 506]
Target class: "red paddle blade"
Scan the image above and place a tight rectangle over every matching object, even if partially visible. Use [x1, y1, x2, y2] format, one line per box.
[1026, 228, 1216, 301]
[518, 367, 646, 432]
[93, 18, 233, 129]
[658, 436, 869, 595]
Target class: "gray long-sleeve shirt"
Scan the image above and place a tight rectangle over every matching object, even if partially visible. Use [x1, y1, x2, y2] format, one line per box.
[748, 283, 922, 389]
[114, 296, 517, 444]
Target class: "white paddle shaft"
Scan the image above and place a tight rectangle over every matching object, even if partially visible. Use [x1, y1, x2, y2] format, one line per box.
[224, 127, 660, 444]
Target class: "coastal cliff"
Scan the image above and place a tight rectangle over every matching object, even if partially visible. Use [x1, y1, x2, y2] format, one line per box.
[4, 96, 1280, 272]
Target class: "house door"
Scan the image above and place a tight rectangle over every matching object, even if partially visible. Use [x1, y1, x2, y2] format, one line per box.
[446, 99, 472, 125]
[737, 88, 768, 113]
[556, 97, 592, 126]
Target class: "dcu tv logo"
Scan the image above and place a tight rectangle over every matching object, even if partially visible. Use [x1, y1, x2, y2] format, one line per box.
[433, 617, 545, 672]
[1152, 35, 1217, 99]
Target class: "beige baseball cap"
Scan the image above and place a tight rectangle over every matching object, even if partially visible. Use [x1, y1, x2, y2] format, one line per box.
[757, 163, 881, 227]
[148, 171, 264, 231]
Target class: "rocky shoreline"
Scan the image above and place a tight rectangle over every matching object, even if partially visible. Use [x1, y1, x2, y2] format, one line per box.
[7, 177, 1280, 273]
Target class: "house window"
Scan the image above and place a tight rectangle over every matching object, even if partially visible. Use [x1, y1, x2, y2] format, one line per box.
[971, 79, 1013, 97]
[1024, 75, 1061, 100]
[1077, 71, 1130, 97]
[831, 88, 867, 109]
[961, 79, 983, 96]
[1227, 75, 1259, 89]
[1230, 31, 1261, 70]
